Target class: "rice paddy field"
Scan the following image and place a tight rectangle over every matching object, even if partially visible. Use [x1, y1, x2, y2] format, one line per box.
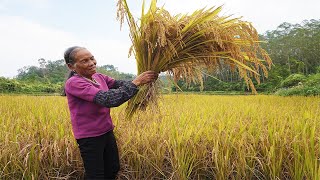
[0, 94, 320, 179]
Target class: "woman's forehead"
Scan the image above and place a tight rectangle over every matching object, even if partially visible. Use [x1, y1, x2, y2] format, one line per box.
[75, 49, 92, 60]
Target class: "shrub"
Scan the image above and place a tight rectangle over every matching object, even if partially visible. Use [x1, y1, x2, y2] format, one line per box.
[306, 73, 320, 86]
[275, 85, 320, 96]
[280, 74, 306, 88]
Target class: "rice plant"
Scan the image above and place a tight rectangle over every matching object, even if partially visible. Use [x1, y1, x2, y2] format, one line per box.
[117, 0, 272, 118]
[0, 95, 319, 179]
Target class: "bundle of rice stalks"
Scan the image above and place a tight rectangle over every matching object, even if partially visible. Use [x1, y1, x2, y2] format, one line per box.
[117, 0, 272, 119]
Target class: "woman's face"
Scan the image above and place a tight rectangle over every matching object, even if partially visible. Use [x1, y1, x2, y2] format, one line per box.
[69, 48, 97, 79]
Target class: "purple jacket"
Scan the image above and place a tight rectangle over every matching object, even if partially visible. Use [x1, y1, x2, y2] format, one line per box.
[65, 73, 116, 139]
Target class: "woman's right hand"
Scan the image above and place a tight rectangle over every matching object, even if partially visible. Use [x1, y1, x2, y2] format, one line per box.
[132, 71, 158, 86]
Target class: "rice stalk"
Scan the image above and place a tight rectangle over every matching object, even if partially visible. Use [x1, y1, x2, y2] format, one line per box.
[117, 0, 272, 118]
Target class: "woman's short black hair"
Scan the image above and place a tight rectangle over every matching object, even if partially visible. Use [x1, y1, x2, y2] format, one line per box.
[62, 46, 83, 96]
[64, 46, 84, 64]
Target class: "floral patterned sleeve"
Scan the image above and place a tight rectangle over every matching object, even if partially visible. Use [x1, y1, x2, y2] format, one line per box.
[110, 80, 131, 89]
[93, 81, 138, 108]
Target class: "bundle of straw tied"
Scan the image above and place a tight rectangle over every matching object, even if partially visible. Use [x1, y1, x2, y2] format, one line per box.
[117, 0, 272, 119]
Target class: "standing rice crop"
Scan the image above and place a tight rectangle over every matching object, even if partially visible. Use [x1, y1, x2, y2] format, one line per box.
[1, 95, 319, 179]
[117, 0, 272, 118]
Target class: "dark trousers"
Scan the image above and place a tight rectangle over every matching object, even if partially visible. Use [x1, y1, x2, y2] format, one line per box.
[76, 130, 120, 180]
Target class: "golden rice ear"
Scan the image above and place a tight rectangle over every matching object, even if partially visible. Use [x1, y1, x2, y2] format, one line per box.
[118, 0, 272, 118]
[116, 0, 125, 29]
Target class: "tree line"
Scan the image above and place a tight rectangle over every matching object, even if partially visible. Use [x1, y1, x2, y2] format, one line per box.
[0, 59, 135, 94]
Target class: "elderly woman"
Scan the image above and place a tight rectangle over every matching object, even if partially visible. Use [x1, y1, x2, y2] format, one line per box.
[63, 46, 158, 179]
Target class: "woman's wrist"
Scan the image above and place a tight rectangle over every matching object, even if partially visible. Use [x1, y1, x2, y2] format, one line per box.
[132, 79, 140, 86]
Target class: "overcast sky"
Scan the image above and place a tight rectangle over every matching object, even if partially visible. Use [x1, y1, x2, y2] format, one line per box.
[0, 0, 319, 78]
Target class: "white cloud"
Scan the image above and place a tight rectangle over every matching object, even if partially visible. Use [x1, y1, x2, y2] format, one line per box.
[0, 4, 5, 11]
[0, 15, 136, 78]
[0, 16, 74, 77]
[23, 0, 49, 8]
[0, 0, 50, 9]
